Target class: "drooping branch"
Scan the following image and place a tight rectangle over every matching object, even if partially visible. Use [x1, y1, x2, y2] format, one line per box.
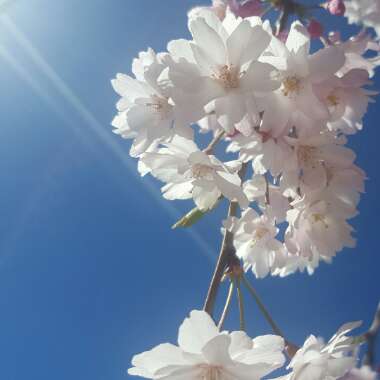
[203, 163, 248, 318]
[204, 129, 226, 155]
[218, 280, 235, 329]
[276, 0, 292, 35]
[241, 275, 299, 358]
[235, 277, 246, 331]
[203, 200, 240, 317]
[241, 275, 284, 337]
[363, 302, 380, 368]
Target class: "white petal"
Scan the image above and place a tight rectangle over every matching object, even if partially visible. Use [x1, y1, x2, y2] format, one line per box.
[242, 61, 280, 93]
[201, 334, 234, 366]
[168, 39, 195, 62]
[111, 73, 147, 100]
[214, 171, 249, 208]
[178, 311, 219, 354]
[192, 184, 221, 210]
[229, 331, 253, 358]
[162, 182, 193, 201]
[129, 343, 187, 378]
[309, 46, 345, 83]
[285, 21, 310, 57]
[227, 21, 270, 67]
[189, 18, 226, 67]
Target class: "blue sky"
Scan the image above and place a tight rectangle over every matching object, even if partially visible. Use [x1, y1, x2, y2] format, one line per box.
[0, 1, 379, 379]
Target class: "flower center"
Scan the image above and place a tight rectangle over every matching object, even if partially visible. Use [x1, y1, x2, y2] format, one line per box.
[327, 93, 340, 106]
[297, 145, 318, 167]
[213, 65, 240, 89]
[199, 364, 223, 380]
[281, 76, 302, 97]
[191, 163, 215, 179]
[251, 227, 268, 246]
[311, 213, 329, 228]
[145, 94, 171, 119]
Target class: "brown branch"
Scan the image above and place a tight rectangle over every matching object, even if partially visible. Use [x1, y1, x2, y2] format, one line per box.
[241, 275, 299, 358]
[203, 163, 248, 318]
[218, 280, 235, 329]
[275, 0, 292, 36]
[203, 129, 225, 155]
[203, 201, 240, 317]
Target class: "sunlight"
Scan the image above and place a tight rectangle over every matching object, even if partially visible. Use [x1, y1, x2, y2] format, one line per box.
[0, 14, 215, 262]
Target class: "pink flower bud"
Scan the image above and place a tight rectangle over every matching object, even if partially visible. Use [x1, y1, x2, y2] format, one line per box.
[212, 0, 228, 19]
[228, 0, 263, 18]
[189, 1, 227, 21]
[277, 30, 289, 42]
[328, 30, 341, 43]
[307, 19, 323, 39]
[327, 0, 346, 16]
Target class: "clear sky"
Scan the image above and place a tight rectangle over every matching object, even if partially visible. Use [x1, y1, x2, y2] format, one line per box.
[0, 1, 379, 379]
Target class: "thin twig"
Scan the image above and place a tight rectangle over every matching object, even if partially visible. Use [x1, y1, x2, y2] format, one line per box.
[260, 5, 273, 18]
[218, 280, 235, 330]
[241, 274, 299, 357]
[204, 129, 225, 154]
[235, 278, 246, 331]
[241, 275, 284, 337]
[363, 302, 380, 368]
[320, 36, 331, 47]
[265, 173, 270, 205]
[203, 201, 239, 317]
[276, 7, 290, 36]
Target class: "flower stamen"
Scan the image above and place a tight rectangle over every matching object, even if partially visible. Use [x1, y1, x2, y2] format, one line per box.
[212, 65, 240, 89]
[282, 76, 302, 97]
[191, 163, 215, 179]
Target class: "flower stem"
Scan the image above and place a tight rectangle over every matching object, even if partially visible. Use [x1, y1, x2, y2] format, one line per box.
[204, 129, 225, 154]
[363, 302, 380, 368]
[235, 277, 246, 331]
[218, 280, 235, 330]
[241, 275, 284, 337]
[275, 0, 296, 35]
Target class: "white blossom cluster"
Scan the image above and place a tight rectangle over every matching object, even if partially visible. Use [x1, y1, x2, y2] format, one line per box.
[128, 310, 362, 380]
[341, 366, 379, 380]
[344, 0, 380, 38]
[111, 9, 378, 279]
[111, 3, 380, 380]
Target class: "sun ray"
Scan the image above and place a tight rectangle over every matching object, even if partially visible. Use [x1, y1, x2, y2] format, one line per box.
[0, 14, 216, 262]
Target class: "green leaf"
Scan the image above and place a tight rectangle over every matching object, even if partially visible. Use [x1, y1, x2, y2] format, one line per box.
[171, 207, 209, 229]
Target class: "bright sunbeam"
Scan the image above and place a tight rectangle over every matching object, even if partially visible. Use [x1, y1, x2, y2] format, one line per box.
[0, 14, 215, 262]
[0, 0, 17, 14]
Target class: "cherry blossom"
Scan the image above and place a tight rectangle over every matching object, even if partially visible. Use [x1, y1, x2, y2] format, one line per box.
[243, 175, 290, 223]
[344, 0, 380, 38]
[229, 0, 263, 18]
[225, 208, 285, 278]
[111, 2, 380, 379]
[334, 31, 380, 78]
[140, 136, 249, 210]
[111, 49, 195, 157]
[327, 0, 346, 16]
[276, 321, 361, 380]
[285, 196, 356, 261]
[259, 21, 345, 137]
[129, 310, 286, 380]
[227, 129, 294, 176]
[314, 69, 374, 134]
[341, 366, 378, 380]
[166, 9, 279, 135]
[280, 132, 358, 196]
